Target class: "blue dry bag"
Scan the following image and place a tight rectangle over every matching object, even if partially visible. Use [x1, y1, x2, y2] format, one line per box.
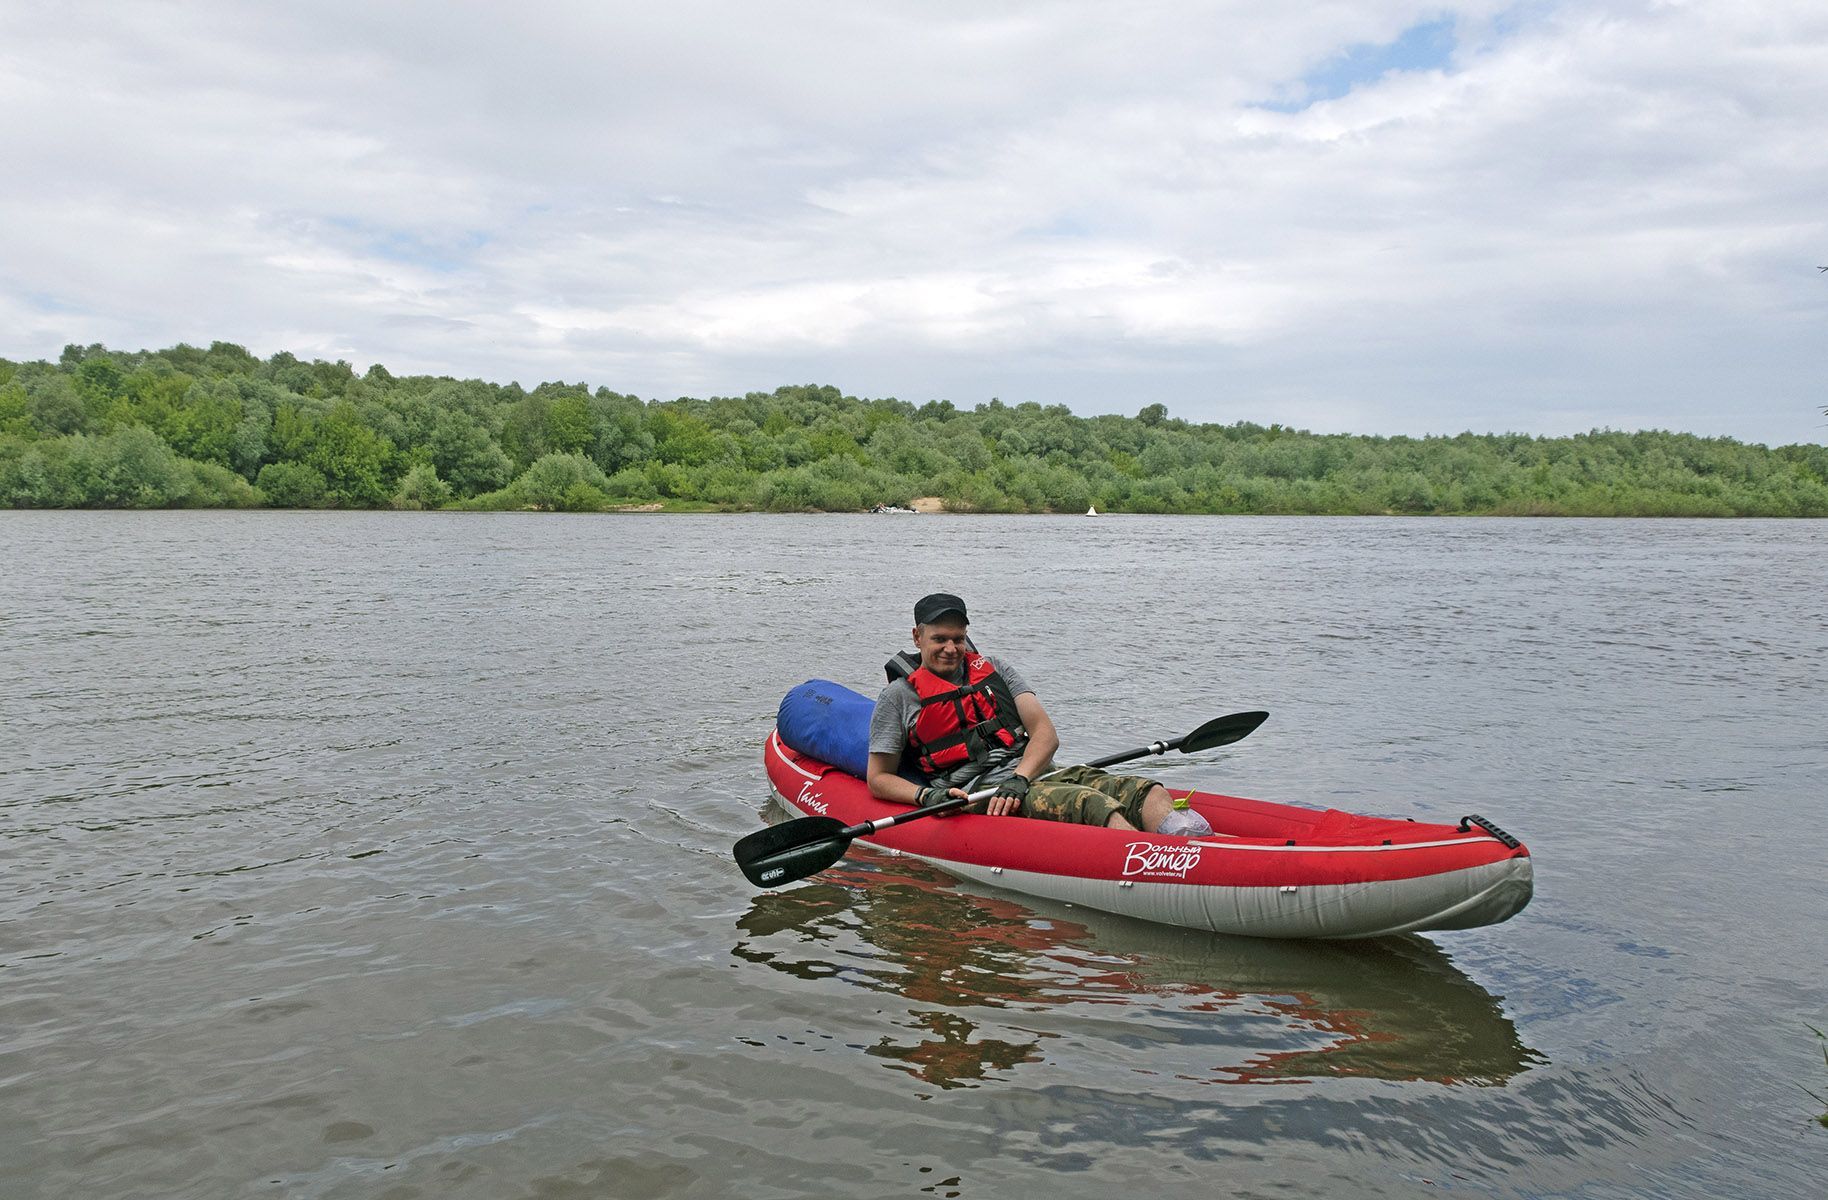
[776, 680, 874, 778]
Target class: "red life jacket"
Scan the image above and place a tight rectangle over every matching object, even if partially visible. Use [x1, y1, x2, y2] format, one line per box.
[901, 654, 1028, 775]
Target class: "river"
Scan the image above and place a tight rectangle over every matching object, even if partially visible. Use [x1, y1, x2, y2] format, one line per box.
[1, 511, 1823, 1199]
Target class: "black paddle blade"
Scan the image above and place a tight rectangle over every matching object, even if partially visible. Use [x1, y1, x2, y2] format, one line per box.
[735, 816, 852, 887]
[1175, 710, 1269, 754]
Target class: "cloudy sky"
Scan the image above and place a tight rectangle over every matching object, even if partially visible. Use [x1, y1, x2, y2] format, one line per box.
[3, 1, 1824, 446]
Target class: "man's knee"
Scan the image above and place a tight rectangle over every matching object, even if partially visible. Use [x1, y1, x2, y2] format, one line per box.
[1026, 783, 1123, 827]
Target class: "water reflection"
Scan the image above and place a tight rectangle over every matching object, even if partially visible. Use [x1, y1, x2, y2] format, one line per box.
[734, 847, 1541, 1091]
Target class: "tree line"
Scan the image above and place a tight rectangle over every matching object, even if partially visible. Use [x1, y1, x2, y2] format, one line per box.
[2, 341, 1824, 516]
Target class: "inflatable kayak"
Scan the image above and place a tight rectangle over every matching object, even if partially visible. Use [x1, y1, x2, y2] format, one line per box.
[759, 681, 1533, 940]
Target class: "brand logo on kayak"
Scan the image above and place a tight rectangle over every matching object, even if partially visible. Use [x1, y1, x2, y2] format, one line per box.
[1123, 841, 1203, 879]
[795, 781, 829, 815]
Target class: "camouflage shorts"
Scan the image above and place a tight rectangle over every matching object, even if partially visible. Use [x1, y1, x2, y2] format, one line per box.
[1020, 765, 1161, 828]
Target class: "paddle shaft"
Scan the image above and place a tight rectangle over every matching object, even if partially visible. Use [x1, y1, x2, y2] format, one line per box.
[831, 781, 996, 841]
[1083, 739, 1177, 770]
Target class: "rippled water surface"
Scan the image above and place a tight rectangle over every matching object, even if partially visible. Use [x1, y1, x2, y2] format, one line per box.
[3, 512, 1824, 1199]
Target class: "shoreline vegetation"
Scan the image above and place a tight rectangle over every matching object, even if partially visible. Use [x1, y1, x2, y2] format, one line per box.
[3, 342, 1825, 516]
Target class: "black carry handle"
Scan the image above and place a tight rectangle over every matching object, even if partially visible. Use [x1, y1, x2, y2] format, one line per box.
[1458, 814, 1521, 849]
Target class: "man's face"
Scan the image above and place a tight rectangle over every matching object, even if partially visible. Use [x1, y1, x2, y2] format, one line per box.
[913, 619, 970, 675]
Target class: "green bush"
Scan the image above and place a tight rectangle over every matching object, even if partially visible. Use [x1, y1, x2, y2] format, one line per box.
[0, 427, 193, 507]
[461, 452, 614, 511]
[605, 466, 659, 501]
[256, 461, 328, 507]
[183, 460, 262, 508]
[88, 426, 192, 506]
[0, 437, 80, 505]
[392, 462, 453, 510]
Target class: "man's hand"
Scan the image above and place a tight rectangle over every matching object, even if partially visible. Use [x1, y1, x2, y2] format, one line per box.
[987, 773, 1029, 817]
[917, 785, 957, 809]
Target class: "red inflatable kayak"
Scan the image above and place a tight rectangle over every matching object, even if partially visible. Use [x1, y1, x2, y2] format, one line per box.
[764, 729, 1533, 939]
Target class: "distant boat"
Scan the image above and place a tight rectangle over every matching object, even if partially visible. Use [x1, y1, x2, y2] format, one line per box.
[1086, 504, 1100, 516]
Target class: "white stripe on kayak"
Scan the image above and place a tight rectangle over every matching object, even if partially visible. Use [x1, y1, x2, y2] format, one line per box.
[767, 731, 826, 782]
[1187, 836, 1503, 853]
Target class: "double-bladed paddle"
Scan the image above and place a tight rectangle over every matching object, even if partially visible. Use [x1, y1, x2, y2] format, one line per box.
[735, 709, 1269, 888]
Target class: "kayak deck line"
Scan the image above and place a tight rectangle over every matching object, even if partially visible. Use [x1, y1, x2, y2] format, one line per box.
[1184, 836, 1508, 853]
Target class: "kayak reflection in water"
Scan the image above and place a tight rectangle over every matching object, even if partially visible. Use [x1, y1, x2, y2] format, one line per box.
[868, 593, 1209, 836]
[733, 853, 1542, 1091]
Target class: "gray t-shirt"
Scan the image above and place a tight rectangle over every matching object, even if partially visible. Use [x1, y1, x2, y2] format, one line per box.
[869, 655, 1034, 790]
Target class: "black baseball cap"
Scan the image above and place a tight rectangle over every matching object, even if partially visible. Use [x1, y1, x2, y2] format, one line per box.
[914, 593, 969, 624]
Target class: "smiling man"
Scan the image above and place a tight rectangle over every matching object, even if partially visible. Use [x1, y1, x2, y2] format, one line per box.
[866, 593, 1207, 834]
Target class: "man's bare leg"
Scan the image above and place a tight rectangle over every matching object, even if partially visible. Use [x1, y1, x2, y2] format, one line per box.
[1107, 787, 1176, 832]
[1138, 786, 1174, 833]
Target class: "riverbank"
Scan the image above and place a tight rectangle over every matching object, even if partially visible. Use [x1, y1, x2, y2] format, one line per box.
[6, 344, 1826, 517]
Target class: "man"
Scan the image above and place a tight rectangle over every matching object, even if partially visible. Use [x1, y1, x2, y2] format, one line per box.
[866, 593, 1205, 833]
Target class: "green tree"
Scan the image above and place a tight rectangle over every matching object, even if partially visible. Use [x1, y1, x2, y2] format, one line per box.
[305, 401, 395, 506]
[503, 452, 613, 511]
[648, 407, 721, 465]
[0, 382, 30, 437]
[28, 375, 86, 435]
[428, 410, 513, 497]
[256, 461, 328, 507]
[392, 462, 453, 509]
[500, 384, 595, 467]
[74, 355, 125, 409]
[183, 460, 262, 508]
[161, 378, 242, 466]
[547, 393, 592, 455]
[87, 426, 192, 507]
[587, 391, 654, 472]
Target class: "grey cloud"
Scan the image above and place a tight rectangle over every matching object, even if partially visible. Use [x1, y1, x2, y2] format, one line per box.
[1, 1, 1824, 446]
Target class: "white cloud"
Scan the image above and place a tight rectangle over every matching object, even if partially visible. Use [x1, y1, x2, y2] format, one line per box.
[1, 0, 1824, 444]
